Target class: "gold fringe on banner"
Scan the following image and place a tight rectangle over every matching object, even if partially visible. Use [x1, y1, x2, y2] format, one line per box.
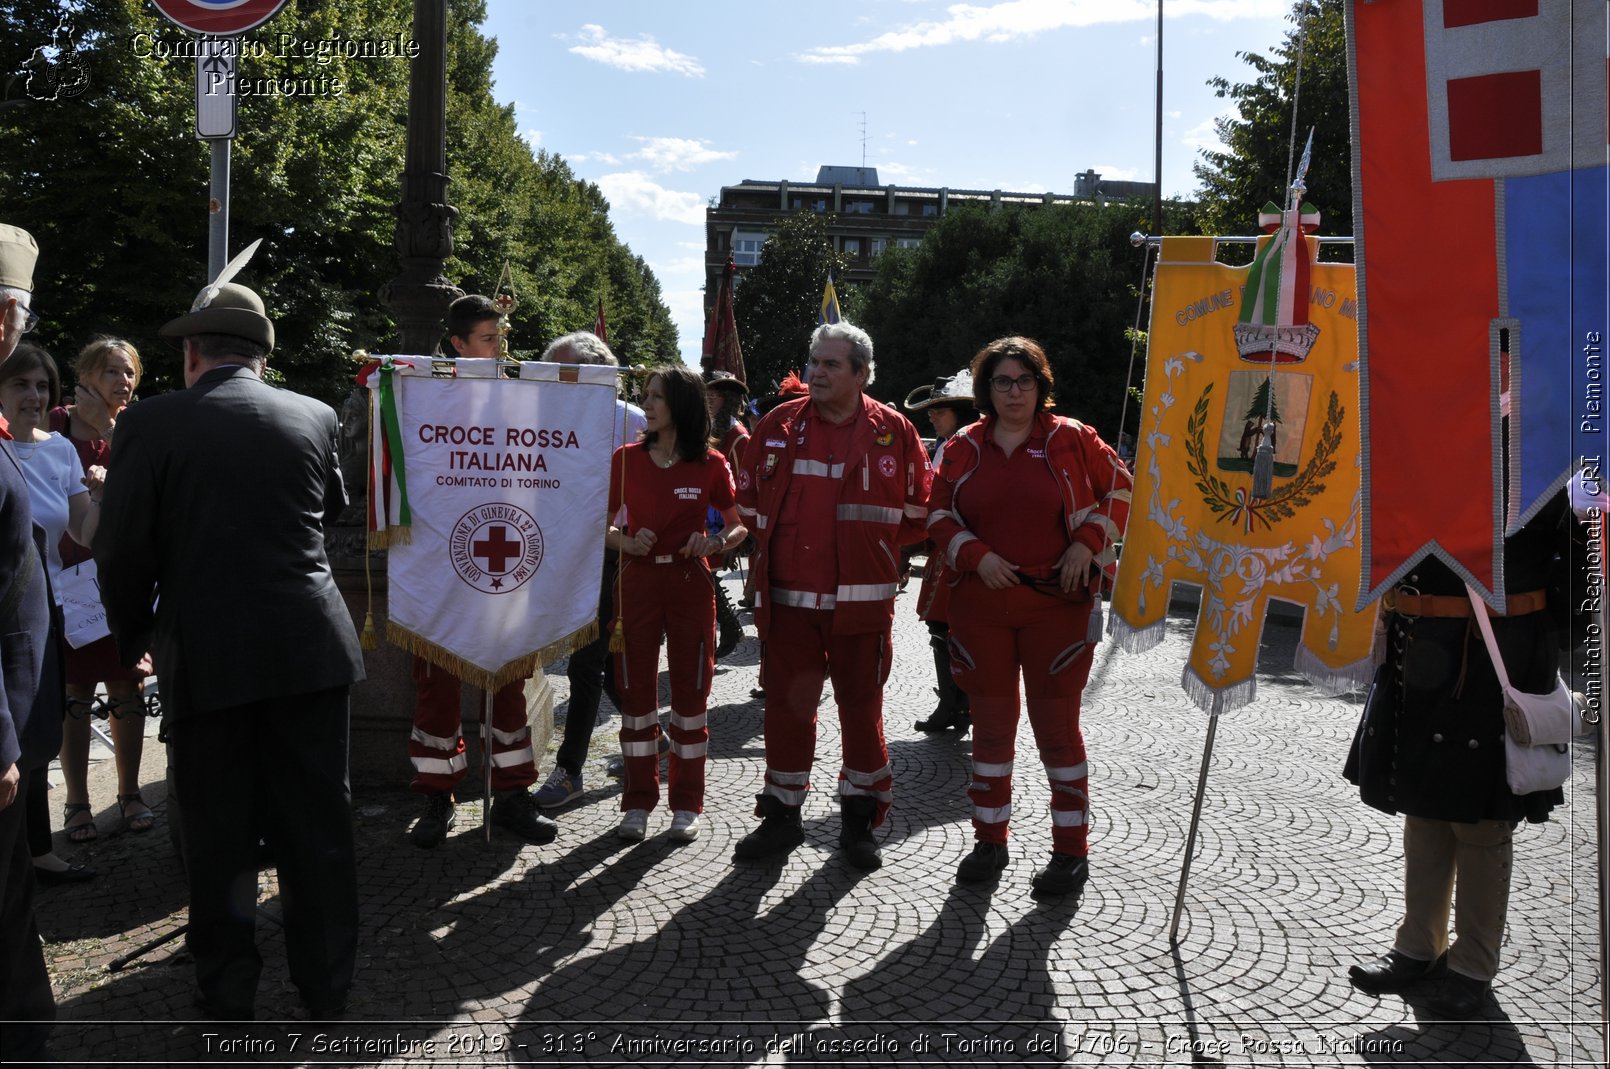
[385, 619, 600, 692]
[366, 526, 413, 550]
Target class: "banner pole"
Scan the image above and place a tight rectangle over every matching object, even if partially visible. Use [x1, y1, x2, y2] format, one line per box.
[483, 687, 494, 843]
[1170, 690, 1224, 944]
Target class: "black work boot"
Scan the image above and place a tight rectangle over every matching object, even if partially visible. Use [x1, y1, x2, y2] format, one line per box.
[915, 638, 971, 733]
[410, 792, 455, 849]
[733, 794, 804, 860]
[838, 795, 883, 871]
[714, 580, 744, 658]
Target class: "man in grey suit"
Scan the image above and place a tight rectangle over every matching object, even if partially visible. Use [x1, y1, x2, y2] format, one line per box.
[95, 280, 365, 1021]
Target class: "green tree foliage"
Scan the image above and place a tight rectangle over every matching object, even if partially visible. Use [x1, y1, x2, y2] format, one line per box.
[1243, 375, 1282, 425]
[731, 212, 850, 394]
[857, 200, 1171, 439]
[0, 0, 675, 401]
[1192, 0, 1351, 254]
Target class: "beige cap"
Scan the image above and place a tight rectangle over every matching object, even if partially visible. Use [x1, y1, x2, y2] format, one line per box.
[0, 224, 38, 292]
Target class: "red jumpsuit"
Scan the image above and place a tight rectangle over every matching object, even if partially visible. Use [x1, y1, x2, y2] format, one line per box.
[735, 395, 931, 826]
[609, 444, 736, 813]
[927, 413, 1131, 856]
[407, 658, 536, 795]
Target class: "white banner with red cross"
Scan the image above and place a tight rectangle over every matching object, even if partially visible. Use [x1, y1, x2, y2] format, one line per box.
[368, 359, 619, 689]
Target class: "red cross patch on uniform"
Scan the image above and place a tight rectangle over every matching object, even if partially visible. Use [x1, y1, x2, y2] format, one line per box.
[878, 455, 897, 478]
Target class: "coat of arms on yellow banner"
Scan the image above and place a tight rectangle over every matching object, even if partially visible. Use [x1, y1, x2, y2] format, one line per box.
[1110, 223, 1376, 712]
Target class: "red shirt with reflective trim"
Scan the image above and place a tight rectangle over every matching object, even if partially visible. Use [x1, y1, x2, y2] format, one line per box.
[769, 409, 858, 595]
[956, 433, 1067, 572]
[608, 444, 736, 553]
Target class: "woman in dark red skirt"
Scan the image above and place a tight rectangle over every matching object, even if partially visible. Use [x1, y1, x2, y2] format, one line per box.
[49, 338, 152, 841]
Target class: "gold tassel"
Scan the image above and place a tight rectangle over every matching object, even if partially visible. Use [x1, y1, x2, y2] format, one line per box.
[360, 610, 379, 651]
[608, 618, 625, 653]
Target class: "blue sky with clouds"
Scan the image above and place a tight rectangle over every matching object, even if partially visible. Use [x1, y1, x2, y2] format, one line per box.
[482, 1, 1295, 364]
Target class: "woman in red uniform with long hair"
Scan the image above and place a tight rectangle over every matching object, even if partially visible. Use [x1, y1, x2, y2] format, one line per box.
[927, 337, 1131, 896]
[606, 365, 747, 843]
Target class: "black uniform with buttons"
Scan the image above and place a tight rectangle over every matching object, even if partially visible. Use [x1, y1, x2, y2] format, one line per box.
[1345, 489, 1574, 824]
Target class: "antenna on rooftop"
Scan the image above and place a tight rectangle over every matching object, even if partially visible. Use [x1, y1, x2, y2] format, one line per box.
[859, 111, 868, 179]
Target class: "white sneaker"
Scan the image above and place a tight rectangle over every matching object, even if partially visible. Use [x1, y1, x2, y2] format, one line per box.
[668, 810, 702, 842]
[617, 809, 650, 841]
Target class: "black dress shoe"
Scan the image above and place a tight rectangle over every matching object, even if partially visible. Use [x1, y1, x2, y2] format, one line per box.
[1348, 950, 1447, 993]
[193, 991, 255, 1021]
[1426, 971, 1491, 1019]
[34, 861, 97, 886]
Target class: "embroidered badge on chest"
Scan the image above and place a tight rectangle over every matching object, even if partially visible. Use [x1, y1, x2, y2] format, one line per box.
[875, 431, 893, 446]
[878, 455, 897, 478]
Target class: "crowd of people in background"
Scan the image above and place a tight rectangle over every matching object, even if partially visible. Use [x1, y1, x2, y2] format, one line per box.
[0, 218, 1589, 1051]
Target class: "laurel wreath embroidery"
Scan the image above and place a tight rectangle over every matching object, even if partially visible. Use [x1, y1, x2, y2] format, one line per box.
[1184, 383, 1344, 530]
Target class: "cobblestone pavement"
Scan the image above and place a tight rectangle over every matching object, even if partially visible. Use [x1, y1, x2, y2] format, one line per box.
[32, 572, 1607, 1067]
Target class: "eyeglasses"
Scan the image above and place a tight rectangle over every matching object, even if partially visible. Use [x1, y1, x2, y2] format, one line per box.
[990, 373, 1036, 394]
[14, 299, 38, 335]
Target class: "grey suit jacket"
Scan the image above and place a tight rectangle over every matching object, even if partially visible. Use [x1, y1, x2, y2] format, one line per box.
[94, 364, 365, 718]
[0, 440, 54, 770]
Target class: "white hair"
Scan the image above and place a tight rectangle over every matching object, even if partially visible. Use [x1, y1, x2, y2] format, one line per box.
[542, 331, 618, 366]
[810, 320, 875, 385]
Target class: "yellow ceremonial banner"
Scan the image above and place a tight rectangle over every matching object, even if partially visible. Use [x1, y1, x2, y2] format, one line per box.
[1111, 235, 1376, 711]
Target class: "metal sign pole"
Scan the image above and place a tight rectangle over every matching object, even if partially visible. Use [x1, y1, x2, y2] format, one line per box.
[209, 139, 230, 279]
[195, 37, 237, 279]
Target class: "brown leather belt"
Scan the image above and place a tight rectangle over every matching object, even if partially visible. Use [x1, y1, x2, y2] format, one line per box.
[1382, 588, 1547, 618]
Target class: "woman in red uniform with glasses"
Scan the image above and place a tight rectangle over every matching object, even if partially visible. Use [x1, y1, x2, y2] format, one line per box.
[606, 365, 747, 843]
[927, 337, 1131, 895]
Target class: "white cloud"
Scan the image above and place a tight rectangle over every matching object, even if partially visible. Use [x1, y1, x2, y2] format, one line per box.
[570, 151, 622, 166]
[568, 24, 705, 76]
[630, 137, 737, 173]
[520, 128, 542, 149]
[797, 0, 1287, 64]
[1182, 111, 1232, 157]
[1090, 163, 1142, 181]
[596, 172, 707, 225]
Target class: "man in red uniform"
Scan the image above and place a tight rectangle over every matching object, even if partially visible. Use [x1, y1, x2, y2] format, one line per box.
[407, 295, 555, 849]
[733, 321, 931, 870]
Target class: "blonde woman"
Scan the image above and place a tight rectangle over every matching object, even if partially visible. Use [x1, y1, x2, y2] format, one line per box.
[48, 338, 152, 840]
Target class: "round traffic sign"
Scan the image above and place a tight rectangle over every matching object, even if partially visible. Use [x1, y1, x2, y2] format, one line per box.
[151, 0, 291, 37]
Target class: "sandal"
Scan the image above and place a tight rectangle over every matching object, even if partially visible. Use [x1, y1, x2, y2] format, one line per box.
[118, 793, 156, 834]
[64, 802, 98, 843]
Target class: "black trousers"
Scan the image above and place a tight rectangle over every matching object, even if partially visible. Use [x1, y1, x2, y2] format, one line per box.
[558, 556, 619, 775]
[168, 687, 358, 1015]
[0, 767, 55, 1061]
